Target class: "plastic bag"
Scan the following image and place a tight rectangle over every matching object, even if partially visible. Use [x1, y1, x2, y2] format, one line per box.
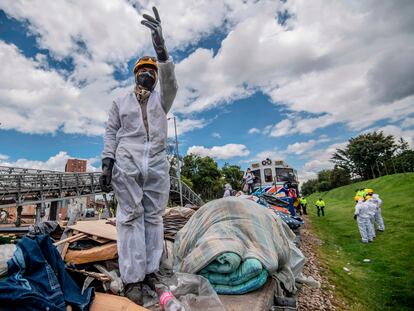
[159, 273, 225, 311]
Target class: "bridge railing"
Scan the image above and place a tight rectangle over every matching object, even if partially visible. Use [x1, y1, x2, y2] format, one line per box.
[0, 166, 204, 207]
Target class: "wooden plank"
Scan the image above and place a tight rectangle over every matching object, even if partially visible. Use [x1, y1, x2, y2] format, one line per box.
[90, 292, 150, 311]
[89, 235, 110, 244]
[61, 231, 73, 259]
[66, 268, 112, 282]
[54, 233, 87, 247]
[219, 279, 275, 311]
[65, 242, 118, 264]
[69, 219, 117, 241]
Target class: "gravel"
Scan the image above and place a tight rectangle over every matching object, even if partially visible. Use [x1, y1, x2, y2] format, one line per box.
[297, 219, 346, 311]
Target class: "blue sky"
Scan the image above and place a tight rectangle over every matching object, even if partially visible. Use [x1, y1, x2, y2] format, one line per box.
[0, 1, 413, 181]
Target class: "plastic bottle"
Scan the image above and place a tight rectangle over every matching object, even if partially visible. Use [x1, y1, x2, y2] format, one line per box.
[156, 284, 185, 311]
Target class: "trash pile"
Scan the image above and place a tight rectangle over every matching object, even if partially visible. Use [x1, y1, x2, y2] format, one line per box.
[0, 198, 317, 310]
[174, 197, 312, 296]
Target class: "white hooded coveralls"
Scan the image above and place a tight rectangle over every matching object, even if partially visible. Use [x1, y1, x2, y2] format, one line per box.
[372, 194, 385, 231]
[223, 184, 233, 198]
[354, 200, 373, 243]
[365, 198, 377, 238]
[102, 58, 177, 284]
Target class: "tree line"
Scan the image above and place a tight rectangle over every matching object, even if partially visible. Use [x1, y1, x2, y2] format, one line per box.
[170, 154, 244, 201]
[301, 131, 413, 196]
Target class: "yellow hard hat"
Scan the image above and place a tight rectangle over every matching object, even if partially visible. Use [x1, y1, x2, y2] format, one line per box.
[133, 56, 158, 74]
[365, 188, 374, 195]
[354, 195, 360, 202]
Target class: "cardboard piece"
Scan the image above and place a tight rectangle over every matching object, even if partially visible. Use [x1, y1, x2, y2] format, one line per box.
[69, 219, 117, 241]
[90, 292, 150, 311]
[64, 242, 118, 264]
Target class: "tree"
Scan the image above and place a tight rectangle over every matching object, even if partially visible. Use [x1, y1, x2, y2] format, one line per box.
[301, 179, 319, 196]
[181, 154, 223, 201]
[330, 166, 351, 188]
[332, 131, 397, 180]
[221, 163, 244, 191]
[317, 169, 332, 192]
[393, 150, 414, 173]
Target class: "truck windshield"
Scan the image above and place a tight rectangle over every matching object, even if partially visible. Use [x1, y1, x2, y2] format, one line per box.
[275, 168, 296, 183]
[264, 168, 273, 182]
[252, 169, 261, 184]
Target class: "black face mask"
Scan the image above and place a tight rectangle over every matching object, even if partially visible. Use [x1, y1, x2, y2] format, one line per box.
[136, 71, 156, 90]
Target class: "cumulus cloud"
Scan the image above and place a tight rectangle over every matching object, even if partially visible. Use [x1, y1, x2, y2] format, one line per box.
[401, 117, 414, 129]
[244, 149, 286, 164]
[298, 142, 347, 182]
[211, 132, 221, 138]
[286, 136, 330, 155]
[1, 0, 413, 141]
[0, 151, 99, 172]
[174, 0, 414, 133]
[248, 128, 260, 134]
[167, 116, 207, 137]
[187, 144, 250, 159]
[367, 125, 414, 148]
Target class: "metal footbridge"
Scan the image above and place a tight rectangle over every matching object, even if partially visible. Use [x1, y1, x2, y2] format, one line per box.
[0, 165, 204, 209]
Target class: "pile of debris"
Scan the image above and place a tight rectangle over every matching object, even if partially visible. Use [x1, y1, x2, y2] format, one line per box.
[0, 199, 319, 310]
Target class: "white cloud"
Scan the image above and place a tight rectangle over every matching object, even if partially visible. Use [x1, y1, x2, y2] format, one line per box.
[211, 132, 221, 138]
[368, 125, 414, 148]
[0, 0, 413, 140]
[173, 0, 414, 133]
[269, 119, 294, 137]
[401, 117, 414, 129]
[0, 151, 99, 172]
[187, 144, 250, 160]
[286, 136, 330, 155]
[244, 149, 286, 164]
[248, 128, 260, 134]
[167, 116, 207, 137]
[0, 154, 9, 161]
[287, 140, 319, 155]
[298, 141, 347, 182]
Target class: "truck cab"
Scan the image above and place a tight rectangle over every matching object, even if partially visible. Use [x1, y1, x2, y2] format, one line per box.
[248, 158, 299, 190]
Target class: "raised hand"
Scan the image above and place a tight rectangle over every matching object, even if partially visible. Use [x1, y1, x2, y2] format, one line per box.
[141, 7, 168, 62]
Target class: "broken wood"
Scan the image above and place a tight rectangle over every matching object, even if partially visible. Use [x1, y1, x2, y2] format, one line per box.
[54, 233, 87, 247]
[64, 242, 118, 264]
[66, 267, 112, 282]
[60, 231, 73, 259]
[89, 235, 110, 244]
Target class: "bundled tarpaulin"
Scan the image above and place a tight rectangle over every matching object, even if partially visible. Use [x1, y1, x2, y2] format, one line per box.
[0, 235, 94, 311]
[199, 253, 268, 294]
[173, 197, 308, 294]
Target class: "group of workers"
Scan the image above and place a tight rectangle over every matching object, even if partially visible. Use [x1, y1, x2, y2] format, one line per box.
[353, 188, 385, 243]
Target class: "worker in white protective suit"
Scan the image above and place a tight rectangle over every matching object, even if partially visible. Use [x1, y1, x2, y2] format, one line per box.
[223, 183, 233, 198]
[364, 195, 377, 239]
[100, 7, 177, 305]
[372, 193, 385, 231]
[354, 199, 373, 243]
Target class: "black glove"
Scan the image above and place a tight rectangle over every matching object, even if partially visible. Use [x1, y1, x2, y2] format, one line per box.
[353, 214, 357, 220]
[141, 6, 169, 62]
[99, 157, 115, 193]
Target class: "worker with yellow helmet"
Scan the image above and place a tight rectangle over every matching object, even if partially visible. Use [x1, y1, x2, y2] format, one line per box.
[364, 191, 377, 240]
[100, 6, 177, 305]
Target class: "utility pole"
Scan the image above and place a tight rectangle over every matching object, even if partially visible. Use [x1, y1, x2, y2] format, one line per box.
[169, 116, 183, 207]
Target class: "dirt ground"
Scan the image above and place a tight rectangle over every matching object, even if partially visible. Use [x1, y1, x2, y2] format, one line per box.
[297, 218, 346, 311]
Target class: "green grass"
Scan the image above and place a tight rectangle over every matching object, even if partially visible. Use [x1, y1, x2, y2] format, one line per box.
[306, 173, 414, 311]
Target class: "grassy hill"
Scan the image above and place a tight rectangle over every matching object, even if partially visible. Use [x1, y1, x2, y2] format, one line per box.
[306, 173, 414, 311]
